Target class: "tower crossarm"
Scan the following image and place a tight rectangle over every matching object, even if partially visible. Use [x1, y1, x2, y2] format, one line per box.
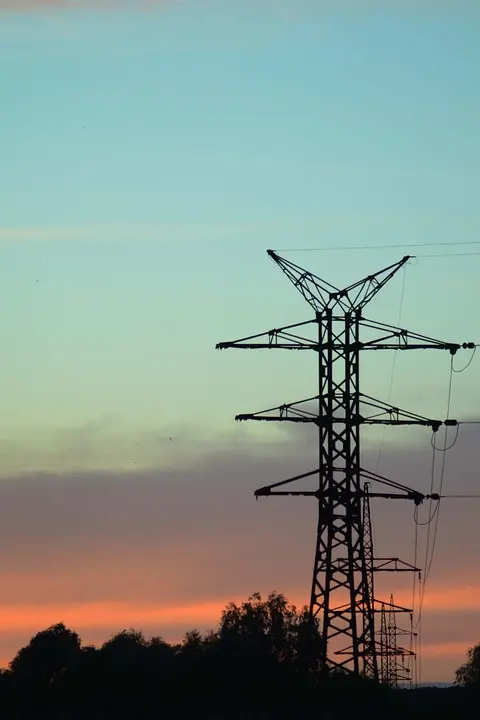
[359, 318, 474, 354]
[254, 468, 319, 497]
[384, 646, 415, 657]
[257, 490, 430, 502]
[332, 600, 413, 615]
[216, 319, 318, 350]
[216, 316, 476, 354]
[235, 394, 454, 431]
[236, 396, 319, 423]
[373, 600, 412, 614]
[359, 394, 456, 430]
[373, 558, 420, 573]
[267, 250, 410, 312]
[255, 467, 428, 505]
[360, 468, 428, 505]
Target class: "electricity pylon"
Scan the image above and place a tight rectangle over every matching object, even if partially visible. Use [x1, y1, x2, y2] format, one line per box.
[216, 250, 473, 679]
[362, 483, 418, 680]
[379, 594, 415, 687]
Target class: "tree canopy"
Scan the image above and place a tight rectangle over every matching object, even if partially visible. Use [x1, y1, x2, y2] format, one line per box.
[455, 643, 480, 687]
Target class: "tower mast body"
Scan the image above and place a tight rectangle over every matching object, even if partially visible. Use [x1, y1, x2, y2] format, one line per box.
[311, 307, 374, 675]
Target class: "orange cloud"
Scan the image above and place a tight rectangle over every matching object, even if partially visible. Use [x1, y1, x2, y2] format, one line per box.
[421, 640, 472, 659]
[0, 598, 228, 634]
[0, 597, 228, 668]
[0, 584, 476, 637]
[386, 585, 480, 614]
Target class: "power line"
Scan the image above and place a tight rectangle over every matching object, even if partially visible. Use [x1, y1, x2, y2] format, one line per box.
[374, 264, 408, 475]
[411, 513, 420, 687]
[411, 339, 480, 677]
[275, 240, 480, 253]
[452, 347, 477, 373]
[439, 494, 480, 499]
[417, 251, 480, 258]
[414, 361, 454, 640]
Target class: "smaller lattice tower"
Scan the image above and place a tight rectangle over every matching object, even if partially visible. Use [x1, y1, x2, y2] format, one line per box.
[379, 594, 415, 688]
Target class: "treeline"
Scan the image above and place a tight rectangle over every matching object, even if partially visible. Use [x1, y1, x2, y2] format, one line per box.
[0, 592, 477, 719]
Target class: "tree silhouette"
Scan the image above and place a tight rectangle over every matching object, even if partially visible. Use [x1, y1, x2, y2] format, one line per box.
[219, 590, 319, 662]
[9, 623, 81, 688]
[455, 643, 480, 686]
[0, 593, 476, 719]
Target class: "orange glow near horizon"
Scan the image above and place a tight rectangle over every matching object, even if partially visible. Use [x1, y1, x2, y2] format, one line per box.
[420, 640, 472, 659]
[0, 586, 475, 681]
[0, 598, 226, 634]
[0, 582, 477, 639]
[392, 584, 480, 613]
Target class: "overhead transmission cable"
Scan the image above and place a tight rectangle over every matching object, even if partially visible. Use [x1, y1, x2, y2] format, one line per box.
[374, 264, 408, 475]
[411, 510, 420, 686]
[412, 345, 480, 683]
[452, 346, 477, 373]
[370, 266, 409, 576]
[275, 240, 480, 253]
[414, 364, 452, 625]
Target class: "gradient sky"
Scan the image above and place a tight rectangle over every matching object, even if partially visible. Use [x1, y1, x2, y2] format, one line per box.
[1, 0, 480, 683]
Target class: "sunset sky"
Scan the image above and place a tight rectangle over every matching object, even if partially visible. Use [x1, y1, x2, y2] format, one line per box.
[1, 0, 480, 683]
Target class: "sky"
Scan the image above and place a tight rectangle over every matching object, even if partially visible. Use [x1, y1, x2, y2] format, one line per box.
[1, 0, 480, 683]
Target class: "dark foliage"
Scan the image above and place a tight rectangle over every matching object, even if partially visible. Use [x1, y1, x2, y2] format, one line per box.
[455, 643, 480, 687]
[0, 592, 477, 719]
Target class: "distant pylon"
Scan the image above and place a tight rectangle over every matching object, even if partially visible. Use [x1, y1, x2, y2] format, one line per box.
[379, 594, 415, 688]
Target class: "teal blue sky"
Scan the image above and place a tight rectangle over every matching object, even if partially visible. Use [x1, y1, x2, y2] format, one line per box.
[1, 0, 479, 471]
[0, 1, 480, 683]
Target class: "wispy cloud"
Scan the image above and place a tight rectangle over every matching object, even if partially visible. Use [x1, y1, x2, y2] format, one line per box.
[0, 0, 172, 11]
[2, 0, 478, 14]
[0, 222, 261, 245]
[2, 213, 475, 244]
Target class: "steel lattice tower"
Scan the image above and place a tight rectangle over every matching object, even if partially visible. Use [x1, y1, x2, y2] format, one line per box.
[216, 250, 473, 679]
[379, 594, 415, 688]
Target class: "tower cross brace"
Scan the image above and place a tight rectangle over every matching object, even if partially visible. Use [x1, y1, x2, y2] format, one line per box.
[216, 250, 474, 679]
